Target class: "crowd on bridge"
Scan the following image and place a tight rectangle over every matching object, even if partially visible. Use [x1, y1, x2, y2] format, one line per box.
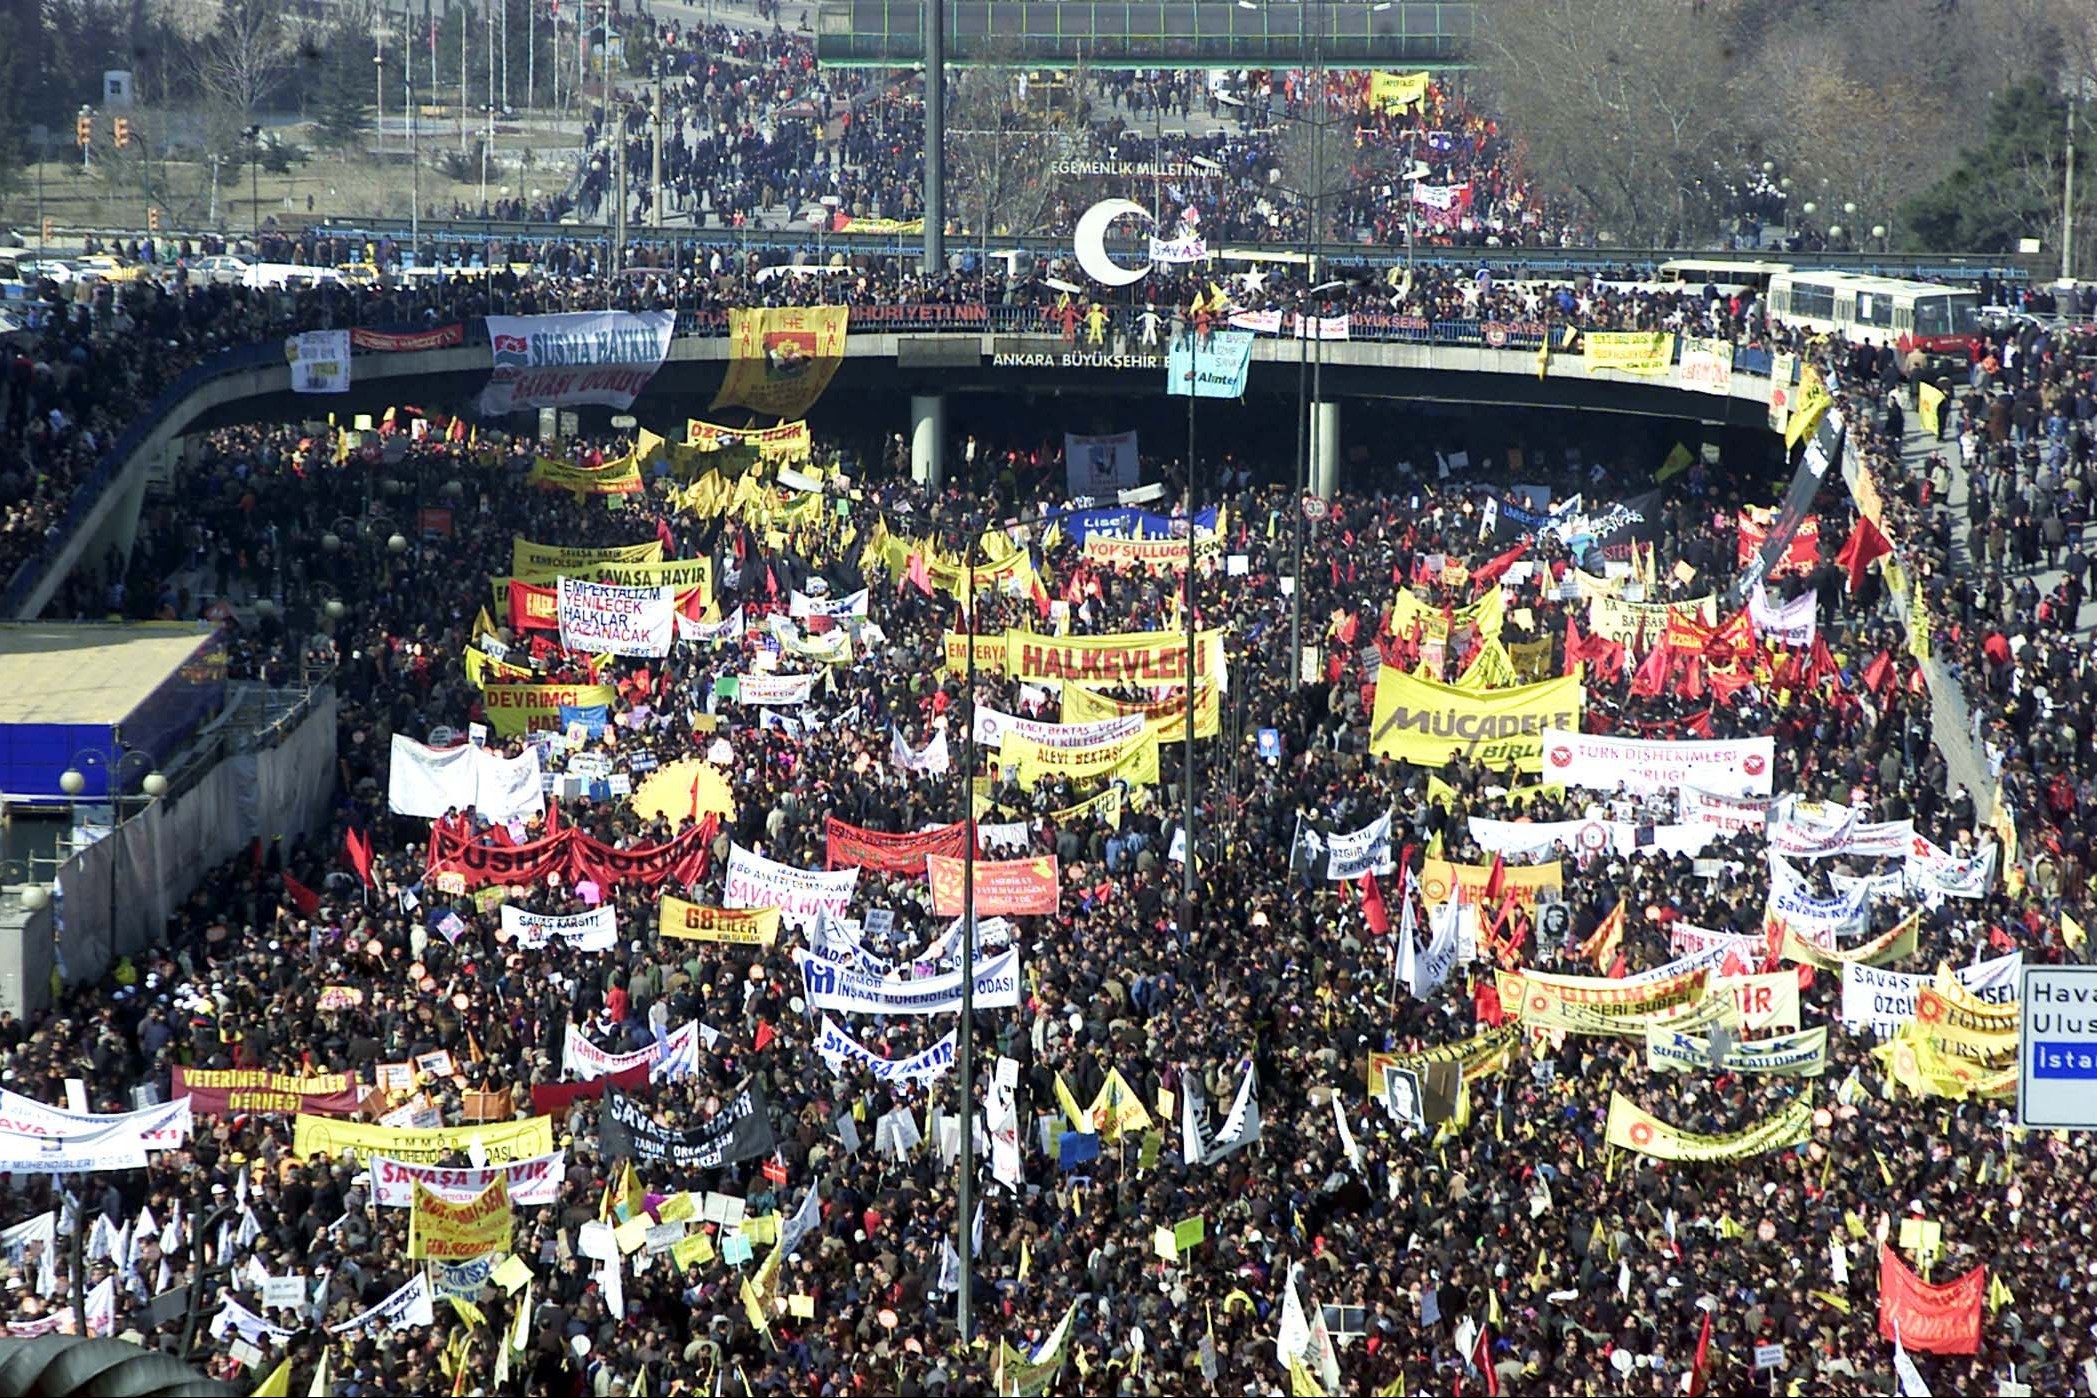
[0, 251, 2095, 1398]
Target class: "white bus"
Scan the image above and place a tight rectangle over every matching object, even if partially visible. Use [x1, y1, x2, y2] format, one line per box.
[1766, 270, 1982, 358]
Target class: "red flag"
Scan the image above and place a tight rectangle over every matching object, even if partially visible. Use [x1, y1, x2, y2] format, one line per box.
[1630, 640, 1674, 698]
[905, 551, 935, 596]
[1472, 978, 1506, 1027]
[761, 1154, 789, 1186]
[1482, 853, 1507, 903]
[1563, 615, 1585, 677]
[1358, 873, 1389, 935]
[1835, 515, 1892, 592]
[754, 1020, 776, 1053]
[1029, 569, 1051, 620]
[1472, 1323, 1500, 1397]
[655, 517, 678, 558]
[282, 872, 321, 917]
[1471, 539, 1529, 589]
[344, 828, 373, 885]
[249, 838, 264, 872]
[1687, 1311, 1712, 1396]
[1862, 649, 1895, 696]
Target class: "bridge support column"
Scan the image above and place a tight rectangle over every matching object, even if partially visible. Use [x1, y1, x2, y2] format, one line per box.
[1311, 400, 1341, 499]
[911, 394, 946, 490]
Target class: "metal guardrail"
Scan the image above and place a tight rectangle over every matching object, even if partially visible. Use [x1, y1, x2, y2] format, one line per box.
[5, 311, 1782, 616]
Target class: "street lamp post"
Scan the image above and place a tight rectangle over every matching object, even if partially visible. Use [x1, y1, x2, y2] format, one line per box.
[955, 530, 978, 1345]
[58, 747, 168, 818]
[244, 125, 263, 241]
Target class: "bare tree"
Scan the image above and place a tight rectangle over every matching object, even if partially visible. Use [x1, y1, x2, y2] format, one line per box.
[189, 0, 289, 145]
[945, 45, 1093, 241]
[1475, 0, 1748, 243]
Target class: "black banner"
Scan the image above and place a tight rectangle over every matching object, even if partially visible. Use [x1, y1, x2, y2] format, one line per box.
[1735, 409, 1844, 604]
[598, 1083, 776, 1169]
[1582, 490, 1665, 562]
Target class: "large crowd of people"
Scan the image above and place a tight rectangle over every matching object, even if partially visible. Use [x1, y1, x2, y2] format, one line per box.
[0, 260, 2093, 1398]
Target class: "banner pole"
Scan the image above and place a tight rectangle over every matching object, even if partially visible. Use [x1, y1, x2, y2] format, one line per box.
[956, 531, 976, 1345]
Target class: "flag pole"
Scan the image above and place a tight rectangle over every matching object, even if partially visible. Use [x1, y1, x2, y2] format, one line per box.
[956, 526, 977, 1344]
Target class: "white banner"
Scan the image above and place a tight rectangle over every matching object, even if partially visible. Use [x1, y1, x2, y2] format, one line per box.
[557, 576, 675, 657]
[561, 1021, 699, 1083]
[1543, 733, 1776, 797]
[1677, 336, 1735, 395]
[499, 905, 617, 952]
[976, 708, 1143, 751]
[1714, 971, 1801, 1032]
[724, 844, 859, 928]
[481, 311, 676, 414]
[1904, 836, 1997, 900]
[1748, 584, 1817, 648]
[892, 729, 952, 776]
[812, 1016, 958, 1085]
[1767, 855, 1871, 943]
[387, 734, 544, 824]
[1841, 953, 2021, 1034]
[287, 330, 351, 394]
[735, 673, 816, 707]
[1290, 313, 1351, 341]
[0, 1089, 191, 1148]
[0, 1119, 158, 1174]
[1767, 807, 1915, 861]
[1679, 787, 1770, 836]
[327, 1272, 436, 1335]
[368, 1151, 566, 1208]
[789, 589, 870, 620]
[1668, 922, 1763, 963]
[793, 947, 1023, 1015]
[1646, 1024, 1826, 1075]
[1467, 816, 1589, 860]
[1065, 431, 1140, 496]
[1412, 182, 1470, 211]
[1324, 809, 1395, 881]
[678, 606, 745, 643]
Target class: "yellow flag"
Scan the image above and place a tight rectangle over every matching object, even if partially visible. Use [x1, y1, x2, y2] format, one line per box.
[1808, 1289, 1852, 1315]
[307, 1351, 329, 1398]
[1987, 1273, 2014, 1313]
[1785, 364, 1833, 450]
[2064, 912, 2087, 950]
[1053, 1072, 1089, 1132]
[510, 1282, 533, 1353]
[251, 1359, 293, 1398]
[1290, 1357, 1329, 1397]
[450, 1295, 486, 1331]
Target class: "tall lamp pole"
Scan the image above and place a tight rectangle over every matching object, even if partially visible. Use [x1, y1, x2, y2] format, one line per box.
[956, 531, 977, 1343]
[1183, 336, 1198, 915]
[922, 0, 945, 270]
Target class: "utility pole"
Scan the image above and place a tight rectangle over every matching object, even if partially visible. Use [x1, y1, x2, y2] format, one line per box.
[501, 0, 510, 112]
[922, 0, 944, 270]
[956, 533, 977, 1346]
[408, 64, 421, 254]
[1183, 335, 1198, 918]
[651, 59, 664, 229]
[2065, 88, 2078, 284]
[528, 0, 536, 114]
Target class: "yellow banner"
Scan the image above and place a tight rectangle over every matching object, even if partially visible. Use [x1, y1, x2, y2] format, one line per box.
[712, 307, 850, 419]
[1500, 965, 1706, 1020]
[1368, 71, 1430, 110]
[1004, 728, 1161, 789]
[1587, 594, 1717, 649]
[1048, 785, 1125, 829]
[1365, 1024, 1522, 1094]
[1912, 979, 2017, 1059]
[1418, 858, 1563, 906]
[528, 455, 645, 495]
[1786, 364, 1834, 450]
[1061, 680, 1221, 742]
[512, 539, 663, 575]
[1501, 974, 1738, 1038]
[1388, 586, 1505, 642]
[943, 631, 1011, 676]
[1508, 637, 1556, 683]
[1080, 534, 1223, 572]
[1584, 331, 1677, 377]
[482, 683, 620, 736]
[1368, 669, 1582, 771]
[1605, 1090, 1814, 1160]
[409, 1176, 514, 1260]
[292, 1114, 555, 1164]
[1004, 628, 1226, 688]
[1776, 910, 1920, 969]
[1917, 381, 1946, 439]
[464, 646, 531, 690]
[686, 419, 812, 459]
[658, 896, 781, 946]
[1878, 1028, 2018, 1100]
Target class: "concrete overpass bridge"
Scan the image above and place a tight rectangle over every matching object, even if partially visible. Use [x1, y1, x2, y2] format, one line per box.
[7, 315, 1785, 618]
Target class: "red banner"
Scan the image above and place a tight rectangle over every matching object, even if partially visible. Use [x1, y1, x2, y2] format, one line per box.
[426, 816, 714, 891]
[508, 580, 559, 633]
[1737, 516, 1821, 578]
[926, 854, 1060, 917]
[528, 1063, 650, 1115]
[172, 1067, 365, 1117]
[824, 817, 969, 875]
[1876, 1246, 1984, 1355]
[351, 324, 466, 352]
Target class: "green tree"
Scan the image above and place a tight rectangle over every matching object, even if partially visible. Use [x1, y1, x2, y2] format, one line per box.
[1899, 78, 2094, 258]
[309, 23, 374, 149]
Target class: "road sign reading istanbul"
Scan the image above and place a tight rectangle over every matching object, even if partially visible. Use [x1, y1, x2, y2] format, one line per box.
[2018, 965, 2097, 1129]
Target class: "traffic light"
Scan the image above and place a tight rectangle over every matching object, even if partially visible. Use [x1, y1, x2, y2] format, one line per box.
[113, 117, 131, 149]
[146, 206, 160, 233]
[75, 113, 91, 147]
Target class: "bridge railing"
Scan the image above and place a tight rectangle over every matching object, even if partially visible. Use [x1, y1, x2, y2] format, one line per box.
[5, 310, 1790, 616]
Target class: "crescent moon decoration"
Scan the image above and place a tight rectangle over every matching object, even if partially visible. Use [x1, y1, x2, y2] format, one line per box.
[1072, 198, 1156, 288]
